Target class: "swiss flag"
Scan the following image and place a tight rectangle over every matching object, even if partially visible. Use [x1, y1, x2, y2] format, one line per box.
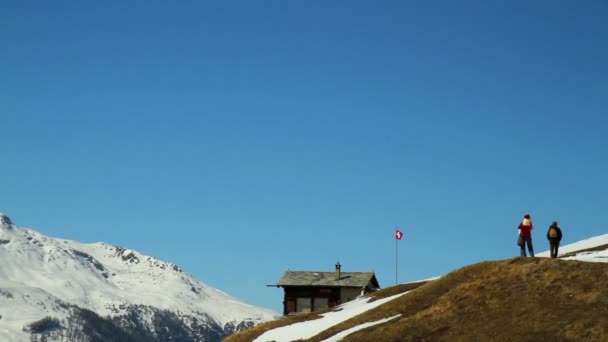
[395, 228, 403, 240]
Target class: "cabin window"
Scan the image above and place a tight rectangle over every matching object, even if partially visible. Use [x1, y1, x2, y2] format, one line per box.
[296, 297, 311, 312]
[314, 297, 329, 310]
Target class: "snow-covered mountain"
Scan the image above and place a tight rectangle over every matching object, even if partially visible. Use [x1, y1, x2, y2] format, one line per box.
[0, 213, 278, 341]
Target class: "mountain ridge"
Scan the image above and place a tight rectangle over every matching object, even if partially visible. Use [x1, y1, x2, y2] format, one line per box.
[0, 213, 278, 341]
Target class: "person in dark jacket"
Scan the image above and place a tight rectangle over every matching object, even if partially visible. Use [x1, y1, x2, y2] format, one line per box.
[546, 221, 563, 258]
[518, 214, 534, 257]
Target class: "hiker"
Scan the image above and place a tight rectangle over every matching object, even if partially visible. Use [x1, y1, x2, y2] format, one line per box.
[518, 214, 534, 257]
[546, 221, 563, 258]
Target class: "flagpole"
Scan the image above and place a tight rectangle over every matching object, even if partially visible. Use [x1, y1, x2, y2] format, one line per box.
[395, 227, 399, 285]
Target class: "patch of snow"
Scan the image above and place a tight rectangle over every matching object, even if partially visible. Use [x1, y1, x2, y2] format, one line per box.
[536, 233, 608, 263]
[253, 292, 408, 342]
[320, 314, 401, 342]
[561, 249, 608, 263]
[410, 276, 441, 283]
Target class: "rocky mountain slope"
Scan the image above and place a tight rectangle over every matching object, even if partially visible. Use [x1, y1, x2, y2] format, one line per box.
[0, 213, 278, 341]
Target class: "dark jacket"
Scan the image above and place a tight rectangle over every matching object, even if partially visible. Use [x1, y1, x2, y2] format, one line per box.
[547, 225, 563, 242]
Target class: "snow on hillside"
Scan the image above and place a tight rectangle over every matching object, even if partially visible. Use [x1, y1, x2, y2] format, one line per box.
[0, 213, 278, 341]
[252, 234, 608, 342]
[321, 314, 401, 342]
[253, 292, 407, 342]
[537, 233, 608, 261]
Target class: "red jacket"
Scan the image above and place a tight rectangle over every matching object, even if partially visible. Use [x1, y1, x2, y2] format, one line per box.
[518, 222, 533, 238]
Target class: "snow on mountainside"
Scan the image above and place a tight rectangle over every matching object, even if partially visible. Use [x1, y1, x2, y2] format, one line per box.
[0, 213, 278, 341]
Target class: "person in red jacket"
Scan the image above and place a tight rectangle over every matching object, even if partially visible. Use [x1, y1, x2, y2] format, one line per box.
[518, 214, 534, 257]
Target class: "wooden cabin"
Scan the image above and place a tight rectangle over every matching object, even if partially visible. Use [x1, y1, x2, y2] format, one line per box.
[271, 262, 380, 315]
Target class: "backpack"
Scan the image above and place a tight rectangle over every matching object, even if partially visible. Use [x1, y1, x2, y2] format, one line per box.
[549, 227, 558, 238]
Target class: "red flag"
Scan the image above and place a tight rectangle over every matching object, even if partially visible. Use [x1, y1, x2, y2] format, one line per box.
[395, 228, 403, 240]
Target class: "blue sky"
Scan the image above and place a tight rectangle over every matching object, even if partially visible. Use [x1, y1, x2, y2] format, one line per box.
[1, 1, 607, 312]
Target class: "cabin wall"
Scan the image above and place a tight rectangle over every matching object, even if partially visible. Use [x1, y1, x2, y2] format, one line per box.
[340, 287, 362, 303]
[282, 286, 341, 315]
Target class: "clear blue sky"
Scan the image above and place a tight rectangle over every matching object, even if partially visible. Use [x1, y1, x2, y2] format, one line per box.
[2, 1, 607, 312]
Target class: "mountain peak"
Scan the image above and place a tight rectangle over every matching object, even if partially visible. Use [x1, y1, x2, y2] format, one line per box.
[0, 212, 14, 229]
[0, 214, 278, 341]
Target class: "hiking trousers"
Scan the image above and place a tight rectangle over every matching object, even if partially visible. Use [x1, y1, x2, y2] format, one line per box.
[550, 240, 559, 258]
[520, 236, 534, 257]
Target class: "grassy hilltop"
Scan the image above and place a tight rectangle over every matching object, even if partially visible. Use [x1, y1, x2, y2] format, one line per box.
[227, 257, 608, 342]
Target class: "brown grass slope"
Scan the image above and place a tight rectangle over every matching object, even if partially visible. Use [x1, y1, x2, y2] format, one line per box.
[313, 258, 608, 342]
[226, 258, 608, 342]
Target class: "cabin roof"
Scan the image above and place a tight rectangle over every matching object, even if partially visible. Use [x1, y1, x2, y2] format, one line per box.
[276, 271, 379, 288]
